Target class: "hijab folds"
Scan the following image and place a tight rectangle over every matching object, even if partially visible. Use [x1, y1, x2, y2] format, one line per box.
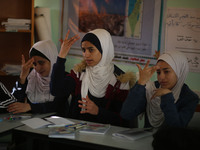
[26, 40, 58, 103]
[80, 29, 115, 98]
[146, 50, 189, 127]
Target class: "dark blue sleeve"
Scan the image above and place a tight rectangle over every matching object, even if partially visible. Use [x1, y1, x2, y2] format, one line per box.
[120, 83, 147, 120]
[161, 87, 199, 127]
[12, 80, 58, 114]
[29, 100, 56, 113]
[50, 57, 76, 97]
[28, 95, 69, 114]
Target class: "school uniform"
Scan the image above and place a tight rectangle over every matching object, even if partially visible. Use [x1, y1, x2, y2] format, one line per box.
[121, 82, 199, 128]
[51, 57, 135, 127]
[12, 76, 69, 114]
[51, 29, 136, 127]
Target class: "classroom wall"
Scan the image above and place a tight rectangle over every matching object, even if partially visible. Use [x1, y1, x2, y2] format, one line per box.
[34, 0, 200, 94]
[34, 0, 61, 47]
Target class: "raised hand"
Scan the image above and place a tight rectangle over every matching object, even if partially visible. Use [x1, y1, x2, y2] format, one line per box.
[136, 60, 159, 85]
[20, 55, 34, 84]
[59, 30, 80, 58]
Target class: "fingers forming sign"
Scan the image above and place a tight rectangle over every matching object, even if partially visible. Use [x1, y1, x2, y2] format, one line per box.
[59, 30, 80, 58]
[20, 54, 34, 84]
[136, 60, 159, 85]
[78, 95, 99, 115]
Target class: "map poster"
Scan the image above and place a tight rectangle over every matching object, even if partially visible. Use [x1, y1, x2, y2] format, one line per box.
[64, 0, 161, 65]
[125, 0, 143, 39]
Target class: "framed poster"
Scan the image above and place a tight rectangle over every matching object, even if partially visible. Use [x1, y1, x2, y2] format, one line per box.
[62, 0, 162, 64]
[165, 7, 200, 72]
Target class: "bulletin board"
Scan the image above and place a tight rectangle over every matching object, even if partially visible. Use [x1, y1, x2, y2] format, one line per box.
[164, 6, 200, 72]
[62, 0, 163, 65]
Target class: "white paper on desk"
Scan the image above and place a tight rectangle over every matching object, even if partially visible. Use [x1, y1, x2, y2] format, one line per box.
[21, 117, 51, 129]
[45, 116, 74, 125]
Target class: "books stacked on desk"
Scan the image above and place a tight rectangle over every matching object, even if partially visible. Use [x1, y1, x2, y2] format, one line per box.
[48, 126, 75, 139]
[48, 122, 110, 139]
[1, 18, 31, 31]
[48, 122, 87, 139]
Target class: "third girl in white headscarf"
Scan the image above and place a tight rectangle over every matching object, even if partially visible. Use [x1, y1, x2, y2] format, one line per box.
[121, 50, 199, 128]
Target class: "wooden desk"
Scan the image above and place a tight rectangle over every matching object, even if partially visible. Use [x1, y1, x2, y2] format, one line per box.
[12, 119, 154, 150]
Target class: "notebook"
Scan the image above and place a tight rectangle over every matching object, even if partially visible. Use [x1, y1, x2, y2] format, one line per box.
[112, 128, 153, 141]
[48, 126, 75, 139]
[0, 82, 16, 108]
[79, 123, 110, 135]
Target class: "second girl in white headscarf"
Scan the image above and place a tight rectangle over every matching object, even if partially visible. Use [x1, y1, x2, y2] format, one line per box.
[50, 29, 136, 127]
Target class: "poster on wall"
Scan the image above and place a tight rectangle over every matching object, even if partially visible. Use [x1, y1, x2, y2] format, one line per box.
[165, 8, 200, 72]
[63, 0, 162, 65]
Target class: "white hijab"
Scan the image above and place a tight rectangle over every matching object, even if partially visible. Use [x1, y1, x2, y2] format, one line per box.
[146, 50, 189, 127]
[81, 29, 115, 98]
[26, 40, 58, 103]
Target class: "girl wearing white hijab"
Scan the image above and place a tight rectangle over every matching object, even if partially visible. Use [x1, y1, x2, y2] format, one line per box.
[121, 50, 199, 128]
[50, 29, 136, 127]
[7, 40, 60, 114]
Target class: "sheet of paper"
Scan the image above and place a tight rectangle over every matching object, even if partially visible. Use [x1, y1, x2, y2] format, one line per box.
[165, 8, 200, 72]
[45, 116, 74, 125]
[21, 117, 51, 129]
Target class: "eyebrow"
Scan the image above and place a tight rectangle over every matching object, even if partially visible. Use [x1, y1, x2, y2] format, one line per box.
[38, 60, 45, 62]
[82, 46, 94, 49]
[33, 60, 45, 64]
[157, 68, 170, 71]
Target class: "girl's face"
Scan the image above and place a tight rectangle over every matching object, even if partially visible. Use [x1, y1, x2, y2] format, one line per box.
[156, 60, 177, 90]
[32, 56, 51, 77]
[81, 41, 102, 67]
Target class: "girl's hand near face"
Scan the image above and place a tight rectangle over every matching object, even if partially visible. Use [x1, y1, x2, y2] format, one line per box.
[20, 55, 34, 84]
[78, 95, 99, 115]
[59, 30, 80, 58]
[137, 60, 159, 85]
[151, 88, 172, 100]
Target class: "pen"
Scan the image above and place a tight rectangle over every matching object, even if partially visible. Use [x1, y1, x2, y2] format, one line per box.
[66, 122, 87, 130]
[48, 122, 87, 129]
[73, 123, 87, 130]
[48, 123, 80, 128]
[73, 125, 86, 130]
[65, 123, 77, 128]
[65, 122, 86, 127]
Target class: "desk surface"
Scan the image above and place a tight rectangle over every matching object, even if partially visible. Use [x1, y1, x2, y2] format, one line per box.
[0, 113, 55, 135]
[188, 112, 200, 129]
[14, 119, 154, 150]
